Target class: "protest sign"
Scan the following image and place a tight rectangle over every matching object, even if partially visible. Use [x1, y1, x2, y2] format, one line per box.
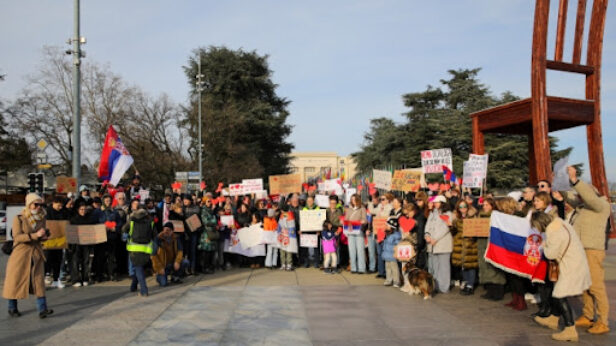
[421, 148, 453, 174]
[171, 220, 185, 233]
[345, 188, 357, 205]
[394, 241, 415, 262]
[227, 226, 266, 257]
[186, 214, 202, 232]
[551, 156, 571, 191]
[372, 217, 388, 243]
[56, 176, 77, 193]
[391, 169, 424, 192]
[463, 218, 491, 237]
[462, 154, 489, 188]
[228, 183, 244, 196]
[315, 195, 330, 208]
[269, 173, 302, 195]
[138, 189, 150, 202]
[255, 190, 269, 199]
[237, 223, 264, 249]
[66, 224, 107, 245]
[42, 220, 68, 250]
[299, 209, 326, 231]
[323, 179, 340, 192]
[242, 179, 264, 194]
[372, 169, 392, 191]
[220, 215, 235, 227]
[300, 233, 318, 248]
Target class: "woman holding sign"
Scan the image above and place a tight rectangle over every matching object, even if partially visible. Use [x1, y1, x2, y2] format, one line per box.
[344, 194, 368, 274]
[3, 193, 54, 318]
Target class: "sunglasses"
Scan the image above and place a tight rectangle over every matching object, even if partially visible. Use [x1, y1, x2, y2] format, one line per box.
[380, 198, 386, 201]
[34, 203, 44, 207]
[458, 205, 468, 209]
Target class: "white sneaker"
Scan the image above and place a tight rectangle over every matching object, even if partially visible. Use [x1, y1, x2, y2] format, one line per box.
[82, 281, 89, 287]
[393, 284, 400, 288]
[524, 292, 539, 304]
[453, 280, 460, 287]
[51, 281, 65, 289]
[72, 282, 82, 287]
[280, 265, 286, 270]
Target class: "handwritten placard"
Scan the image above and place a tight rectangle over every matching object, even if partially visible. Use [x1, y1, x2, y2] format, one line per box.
[394, 242, 415, 261]
[56, 176, 77, 193]
[299, 209, 326, 231]
[269, 173, 302, 195]
[372, 169, 392, 191]
[391, 169, 423, 192]
[463, 218, 491, 237]
[462, 154, 489, 188]
[186, 214, 202, 232]
[242, 179, 264, 194]
[421, 148, 453, 174]
[171, 220, 185, 233]
[300, 233, 318, 248]
[66, 224, 107, 245]
[42, 220, 68, 249]
[220, 215, 235, 227]
[315, 195, 330, 208]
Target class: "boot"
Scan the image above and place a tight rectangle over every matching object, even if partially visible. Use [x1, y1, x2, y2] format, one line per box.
[552, 326, 578, 342]
[574, 315, 593, 328]
[587, 321, 610, 335]
[480, 284, 494, 300]
[490, 284, 504, 301]
[534, 315, 560, 330]
[512, 294, 527, 311]
[505, 293, 517, 307]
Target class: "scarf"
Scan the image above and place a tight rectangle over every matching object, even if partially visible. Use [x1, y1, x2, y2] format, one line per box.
[27, 209, 45, 228]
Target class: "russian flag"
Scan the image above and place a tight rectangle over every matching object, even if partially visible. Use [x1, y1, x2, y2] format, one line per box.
[98, 125, 134, 186]
[485, 211, 548, 283]
[442, 165, 456, 183]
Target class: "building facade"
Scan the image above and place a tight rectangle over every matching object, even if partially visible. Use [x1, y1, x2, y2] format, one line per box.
[288, 152, 357, 183]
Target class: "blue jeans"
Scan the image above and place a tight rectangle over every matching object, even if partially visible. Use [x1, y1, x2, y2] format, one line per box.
[128, 258, 148, 295]
[189, 233, 199, 272]
[376, 242, 386, 276]
[157, 261, 188, 287]
[367, 235, 377, 272]
[8, 297, 47, 312]
[462, 268, 477, 288]
[347, 234, 366, 273]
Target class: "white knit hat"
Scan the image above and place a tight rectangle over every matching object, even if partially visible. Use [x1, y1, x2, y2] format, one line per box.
[25, 193, 43, 207]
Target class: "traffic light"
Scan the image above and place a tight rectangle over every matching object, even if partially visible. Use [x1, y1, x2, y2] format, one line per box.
[28, 173, 36, 193]
[35, 173, 44, 195]
[27, 173, 44, 194]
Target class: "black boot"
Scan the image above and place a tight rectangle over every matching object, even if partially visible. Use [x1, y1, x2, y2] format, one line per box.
[558, 298, 573, 327]
[490, 284, 504, 301]
[481, 284, 493, 300]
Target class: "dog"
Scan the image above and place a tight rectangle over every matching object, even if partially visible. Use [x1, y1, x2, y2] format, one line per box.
[401, 262, 434, 300]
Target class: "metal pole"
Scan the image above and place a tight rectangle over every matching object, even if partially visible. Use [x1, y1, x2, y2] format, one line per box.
[197, 52, 203, 191]
[71, 0, 82, 185]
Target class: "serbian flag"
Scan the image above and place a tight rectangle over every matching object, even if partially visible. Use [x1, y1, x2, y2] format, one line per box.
[442, 165, 456, 183]
[342, 219, 363, 236]
[98, 125, 134, 186]
[485, 211, 548, 283]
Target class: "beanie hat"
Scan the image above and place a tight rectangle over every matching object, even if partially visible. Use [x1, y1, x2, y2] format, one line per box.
[26, 193, 43, 208]
[163, 221, 174, 230]
[267, 208, 275, 218]
[433, 195, 447, 204]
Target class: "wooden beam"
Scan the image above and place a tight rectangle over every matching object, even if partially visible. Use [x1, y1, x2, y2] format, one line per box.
[555, 0, 569, 61]
[572, 0, 587, 64]
[472, 116, 485, 155]
[546, 60, 594, 74]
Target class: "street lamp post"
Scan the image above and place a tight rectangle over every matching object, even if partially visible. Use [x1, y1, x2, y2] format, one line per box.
[196, 53, 205, 192]
[67, 0, 85, 186]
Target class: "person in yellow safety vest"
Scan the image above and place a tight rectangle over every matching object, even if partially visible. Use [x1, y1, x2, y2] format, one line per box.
[123, 207, 154, 297]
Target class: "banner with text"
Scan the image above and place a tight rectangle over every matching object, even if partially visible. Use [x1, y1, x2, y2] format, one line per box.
[242, 179, 264, 194]
[421, 148, 453, 174]
[372, 169, 392, 191]
[391, 169, 424, 192]
[462, 154, 489, 188]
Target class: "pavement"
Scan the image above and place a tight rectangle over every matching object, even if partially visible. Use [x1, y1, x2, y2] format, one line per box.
[0, 240, 614, 345]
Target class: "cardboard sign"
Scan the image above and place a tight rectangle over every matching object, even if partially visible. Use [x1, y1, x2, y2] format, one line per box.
[372, 169, 392, 191]
[269, 173, 302, 195]
[394, 243, 416, 262]
[462, 154, 489, 188]
[391, 169, 424, 192]
[171, 220, 185, 233]
[315, 195, 330, 208]
[372, 217, 388, 243]
[56, 176, 77, 193]
[220, 215, 235, 227]
[242, 179, 264, 194]
[299, 209, 326, 231]
[42, 220, 69, 249]
[421, 148, 453, 174]
[66, 224, 107, 245]
[463, 218, 491, 237]
[186, 214, 202, 232]
[300, 233, 318, 248]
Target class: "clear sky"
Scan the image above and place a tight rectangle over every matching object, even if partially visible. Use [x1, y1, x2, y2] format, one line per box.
[1, 0, 615, 182]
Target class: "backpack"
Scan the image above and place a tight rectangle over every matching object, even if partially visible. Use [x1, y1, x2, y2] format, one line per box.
[130, 218, 153, 244]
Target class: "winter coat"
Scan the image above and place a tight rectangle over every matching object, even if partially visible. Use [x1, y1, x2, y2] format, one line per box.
[382, 231, 402, 262]
[199, 207, 218, 251]
[413, 213, 428, 269]
[543, 218, 591, 298]
[2, 213, 47, 299]
[124, 209, 154, 267]
[326, 208, 343, 229]
[477, 211, 506, 285]
[424, 210, 453, 254]
[101, 206, 121, 240]
[151, 232, 183, 273]
[564, 180, 611, 251]
[368, 202, 393, 218]
[344, 206, 368, 237]
[451, 209, 479, 269]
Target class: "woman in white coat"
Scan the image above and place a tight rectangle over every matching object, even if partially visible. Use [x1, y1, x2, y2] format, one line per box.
[531, 212, 591, 342]
[424, 195, 454, 293]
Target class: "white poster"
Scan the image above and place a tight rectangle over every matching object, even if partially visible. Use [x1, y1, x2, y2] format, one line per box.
[421, 148, 453, 174]
[462, 154, 489, 188]
[138, 189, 150, 202]
[237, 223, 264, 249]
[345, 188, 357, 206]
[315, 194, 330, 208]
[372, 169, 392, 190]
[323, 179, 340, 192]
[228, 183, 244, 196]
[299, 209, 326, 231]
[242, 179, 264, 194]
[551, 156, 571, 191]
[300, 233, 318, 248]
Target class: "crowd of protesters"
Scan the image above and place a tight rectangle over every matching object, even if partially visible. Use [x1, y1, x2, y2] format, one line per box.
[2, 167, 611, 342]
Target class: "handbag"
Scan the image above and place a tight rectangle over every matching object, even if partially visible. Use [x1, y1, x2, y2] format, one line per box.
[547, 225, 571, 282]
[1, 240, 13, 256]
